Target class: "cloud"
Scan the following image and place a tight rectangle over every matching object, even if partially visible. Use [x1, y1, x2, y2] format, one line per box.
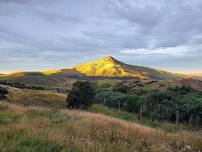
[0, 0, 202, 72]
[120, 46, 192, 57]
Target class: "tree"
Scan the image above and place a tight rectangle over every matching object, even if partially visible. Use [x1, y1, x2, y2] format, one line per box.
[113, 82, 128, 93]
[125, 95, 140, 113]
[147, 91, 177, 121]
[95, 90, 127, 109]
[125, 95, 147, 119]
[182, 94, 202, 125]
[146, 86, 194, 124]
[0, 87, 8, 100]
[66, 81, 95, 109]
[168, 86, 191, 125]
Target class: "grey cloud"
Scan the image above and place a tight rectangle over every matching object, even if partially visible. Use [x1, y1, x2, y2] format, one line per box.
[0, 0, 202, 72]
[0, 0, 28, 3]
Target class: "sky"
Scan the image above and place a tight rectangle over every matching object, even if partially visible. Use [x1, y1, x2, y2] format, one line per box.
[0, 0, 202, 74]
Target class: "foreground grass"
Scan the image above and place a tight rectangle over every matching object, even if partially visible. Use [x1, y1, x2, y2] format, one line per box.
[0, 103, 202, 152]
[90, 104, 136, 121]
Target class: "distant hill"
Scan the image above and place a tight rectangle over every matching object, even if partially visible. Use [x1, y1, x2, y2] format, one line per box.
[188, 73, 202, 80]
[0, 56, 188, 86]
[175, 78, 202, 92]
[74, 56, 186, 80]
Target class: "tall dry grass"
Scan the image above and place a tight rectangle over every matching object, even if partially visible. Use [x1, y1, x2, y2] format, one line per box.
[1, 84, 66, 108]
[0, 102, 201, 152]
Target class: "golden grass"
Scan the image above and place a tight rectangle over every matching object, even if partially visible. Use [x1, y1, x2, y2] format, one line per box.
[0, 102, 201, 152]
[0, 72, 25, 78]
[42, 69, 62, 75]
[75, 56, 148, 79]
[2, 85, 66, 108]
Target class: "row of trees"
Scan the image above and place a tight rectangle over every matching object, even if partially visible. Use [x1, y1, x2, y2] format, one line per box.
[96, 86, 202, 125]
[66, 81, 202, 126]
[145, 87, 202, 125]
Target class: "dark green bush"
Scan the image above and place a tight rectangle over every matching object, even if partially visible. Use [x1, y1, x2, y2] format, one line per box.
[145, 86, 202, 125]
[95, 90, 127, 109]
[113, 82, 128, 93]
[95, 84, 202, 126]
[66, 81, 95, 109]
[0, 87, 8, 100]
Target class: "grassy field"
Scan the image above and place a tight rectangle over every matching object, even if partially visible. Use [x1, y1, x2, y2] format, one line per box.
[0, 102, 201, 152]
[1, 84, 202, 151]
[1, 84, 66, 108]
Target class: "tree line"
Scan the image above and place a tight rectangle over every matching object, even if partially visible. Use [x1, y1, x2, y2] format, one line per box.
[66, 81, 202, 126]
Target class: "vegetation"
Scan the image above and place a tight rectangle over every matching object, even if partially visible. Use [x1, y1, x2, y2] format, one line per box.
[90, 104, 136, 121]
[113, 81, 129, 93]
[96, 90, 126, 109]
[66, 81, 95, 109]
[90, 104, 198, 132]
[0, 80, 70, 93]
[144, 86, 202, 125]
[2, 85, 66, 108]
[0, 103, 202, 152]
[1, 78, 202, 151]
[93, 81, 202, 126]
[124, 95, 147, 120]
[0, 86, 8, 100]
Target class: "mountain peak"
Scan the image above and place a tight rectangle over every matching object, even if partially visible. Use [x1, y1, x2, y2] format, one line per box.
[73, 56, 186, 79]
[101, 56, 118, 63]
[1, 56, 186, 81]
[74, 56, 148, 78]
[102, 56, 114, 60]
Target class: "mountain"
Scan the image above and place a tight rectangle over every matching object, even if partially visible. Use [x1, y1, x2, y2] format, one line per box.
[0, 70, 82, 87]
[0, 56, 187, 86]
[74, 56, 186, 80]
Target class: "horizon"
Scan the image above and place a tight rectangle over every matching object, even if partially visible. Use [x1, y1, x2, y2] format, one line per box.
[1, 0, 202, 73]
[0, 55, 201, 75]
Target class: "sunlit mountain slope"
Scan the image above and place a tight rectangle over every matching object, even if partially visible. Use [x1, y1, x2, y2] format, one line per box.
[0, 56, 188, 86]
[75, 56, 186, 80]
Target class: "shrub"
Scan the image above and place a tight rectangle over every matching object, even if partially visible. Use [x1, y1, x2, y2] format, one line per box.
[124, 95, 147, 120]
[113, 82, 128, 93]
[0, 87, 8, 100]
[125, 95, 140, 113]
[95, 90, 127, 109]
[66, 81, 95, 109]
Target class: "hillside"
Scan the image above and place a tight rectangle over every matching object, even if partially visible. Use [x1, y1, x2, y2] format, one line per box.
[0, 83, 202, 151]
[0, 102, 201, 152]
[74, 56, 186, 80]
[0, 84, 66, 108]
[0, 71, 79, 87]
[75, 56, 148, 79]
[189, 73, 202, 80]
[0, 56, 188, 87]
